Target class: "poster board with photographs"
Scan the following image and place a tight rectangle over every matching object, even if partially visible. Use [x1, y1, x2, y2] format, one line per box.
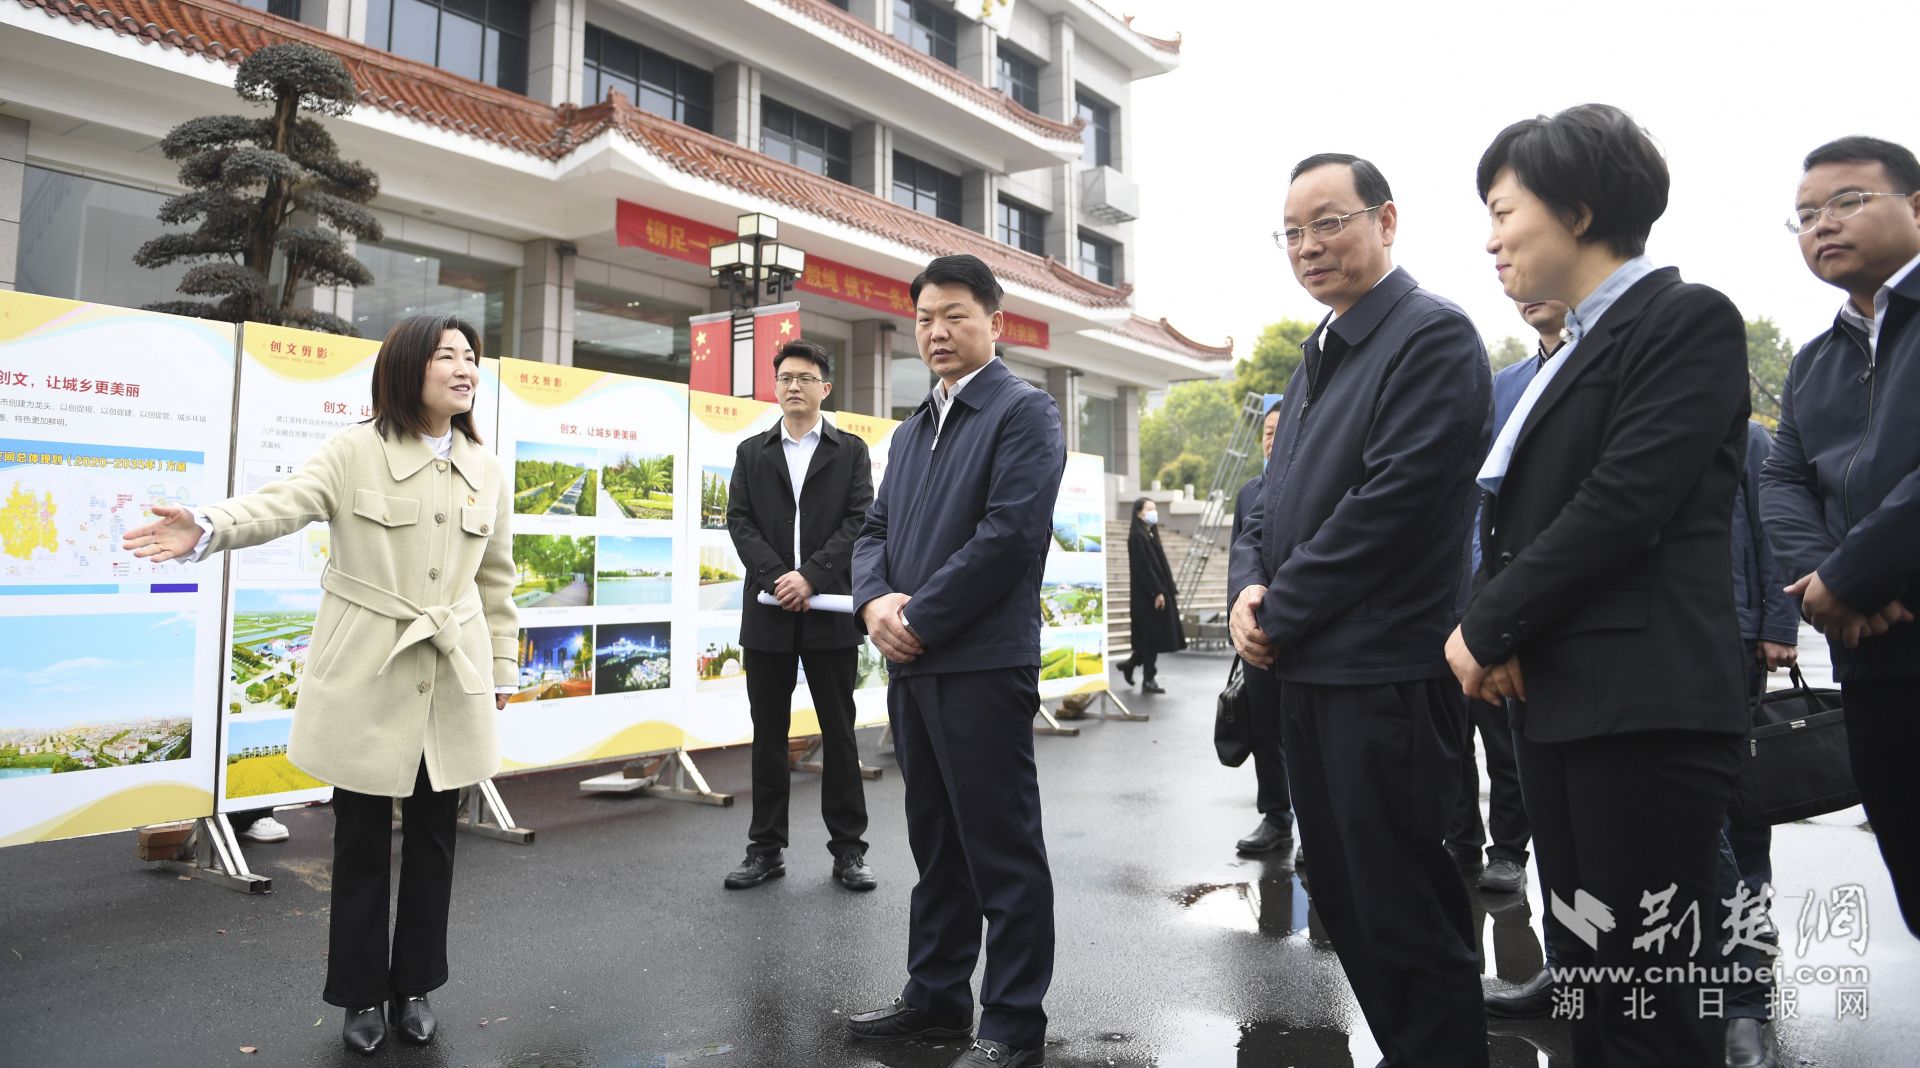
[796, 409, 899, 732]
[493, 357, 693, 769]
[1039, 452, 1110, 700]
[0, 293, 235, 847]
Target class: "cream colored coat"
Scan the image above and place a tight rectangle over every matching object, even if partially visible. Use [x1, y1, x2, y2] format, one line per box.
[206, 422, 518, 797]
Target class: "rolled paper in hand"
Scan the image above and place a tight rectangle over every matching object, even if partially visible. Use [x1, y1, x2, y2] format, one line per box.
[756, 592, 855, 614]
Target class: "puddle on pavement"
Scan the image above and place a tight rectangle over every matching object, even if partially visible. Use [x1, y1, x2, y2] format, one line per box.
[1172, 869, 1316, 939]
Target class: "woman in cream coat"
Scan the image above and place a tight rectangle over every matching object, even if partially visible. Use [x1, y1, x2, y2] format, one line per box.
[124, 315, 518, 1056]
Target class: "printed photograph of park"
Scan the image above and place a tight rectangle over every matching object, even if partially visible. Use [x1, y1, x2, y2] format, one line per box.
[698, 535, 744, 610]
[695, 626, 745, 691]
[1041, 628, 1105, 681]
[223, 715, 324, 798]
[600, 450, 675, 521]
[699, 465, 731, 530]
[514, 441, 599, 517]
[595, 536, 674, 606]
[1050, 510, 1105, 552]
[227, 587, 319, 714]
[511, 625, 593, 703]
[1041, 552, 1105, 627]
[0, 612, 197, 779]
[513, 534, 595, 608]
[856, 639, 889, 690]
[593, 622, 672, 695]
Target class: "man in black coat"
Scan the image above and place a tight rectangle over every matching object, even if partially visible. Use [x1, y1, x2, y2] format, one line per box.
[723, 339, 877, 893]
[1764, 135, 1920, 936]
[847, 255, 1065, 1068]
[1230, 400, 1294, 856]
[1229, 155, 1491, 1066]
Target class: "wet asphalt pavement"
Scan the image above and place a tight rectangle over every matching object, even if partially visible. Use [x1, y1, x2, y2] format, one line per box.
[3, 639, 1918, 1067]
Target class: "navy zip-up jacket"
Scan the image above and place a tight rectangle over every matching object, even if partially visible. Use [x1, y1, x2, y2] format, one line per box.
[1734, 421, 1799, 646]
[1761, 266, 1920, 680]
[853, 357, 1066, 676]
[1229, 267, 1491, 684]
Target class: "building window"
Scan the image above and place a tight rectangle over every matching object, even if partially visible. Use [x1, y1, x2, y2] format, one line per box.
[997, 45, 1040, 111]
[583, 25, 714, 132]
[762, 99, 852, 184]
[572, 285, 700, 383]
[1078, 393, 1116, 469]
[1078, 230, 1117, 286]
[996, 198, 1046, 255]
[236, 0, 307, 22]
[15, 167, 187, 312]
[891, 0, 957, 66]
[1077, 90, 1112, 168]
[353, 240, 514, 355]
[891, 354, 933, 422]
[367, 0, 530, 95]
[891, 152, 961, 223]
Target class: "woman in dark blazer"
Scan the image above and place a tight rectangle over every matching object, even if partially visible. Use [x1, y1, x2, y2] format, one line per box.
[1118, 497, 1184, 693]
[1446, 105, 1751, 1067]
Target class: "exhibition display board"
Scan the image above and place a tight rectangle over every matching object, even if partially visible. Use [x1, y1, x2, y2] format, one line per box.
[1040, 452, 1112, 700]
[0, 292, 235, 846]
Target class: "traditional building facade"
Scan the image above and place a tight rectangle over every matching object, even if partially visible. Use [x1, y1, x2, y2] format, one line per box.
[0, 0, 1230, 494]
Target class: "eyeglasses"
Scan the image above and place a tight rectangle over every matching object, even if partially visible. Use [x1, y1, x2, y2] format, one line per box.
[1274, 205, 1385, 250]
[1785, 191, 1912, 235]
[775, 373, 824, 387]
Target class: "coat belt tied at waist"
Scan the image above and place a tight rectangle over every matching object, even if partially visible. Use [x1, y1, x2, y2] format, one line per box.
[321, 566, 489, 693]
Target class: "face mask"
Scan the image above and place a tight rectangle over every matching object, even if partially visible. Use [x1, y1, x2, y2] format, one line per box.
[1143, 512, 1159, 526]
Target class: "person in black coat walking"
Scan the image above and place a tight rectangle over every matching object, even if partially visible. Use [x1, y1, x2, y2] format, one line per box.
[1117, 497, 1184, 694]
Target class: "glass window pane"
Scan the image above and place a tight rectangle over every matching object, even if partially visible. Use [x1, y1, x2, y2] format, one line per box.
[390, 0, 439, 66]
[638, 87, 675, 120]
[443, 0, 483, 20]
[603, 33, 639, 78]
[16, 167, 187, 311]
[440, 14, 483, 82]
[495, 31, 527, 93]
[488, 0, 529, 35]
[891, 354, 933, 421]
[367, 0, 391, 49]
[352, 240, 514, 353]
[572, 284, 699, 384]
[683, 101, 711, 133]
[1078, 395, 1115, 467]
[640, 49, 677, 95]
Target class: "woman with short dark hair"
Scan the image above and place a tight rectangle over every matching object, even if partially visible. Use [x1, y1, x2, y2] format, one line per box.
[124, 315, 518, 1056]
[1117, 497, 1184, 694]
[1447, 104, 1751, 1066]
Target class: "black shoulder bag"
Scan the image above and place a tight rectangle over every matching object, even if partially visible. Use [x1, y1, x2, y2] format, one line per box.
[1733, 665, 1855, 825]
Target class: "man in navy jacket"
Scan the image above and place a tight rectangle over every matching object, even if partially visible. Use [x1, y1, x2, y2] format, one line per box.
[847, 255, 1065, 1068]
[1763, 135, 1920, 936]
[1230, 154, 1491, 1065]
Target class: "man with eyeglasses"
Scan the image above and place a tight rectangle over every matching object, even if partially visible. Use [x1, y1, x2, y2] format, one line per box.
[1763, 135, 1920, 939]
[1230, 153, 1491, 1065]
[723, 338, 878, 893]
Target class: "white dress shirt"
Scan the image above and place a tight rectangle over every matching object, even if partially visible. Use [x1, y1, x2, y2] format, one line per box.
[1836, 249, 1920, 357]
[779, 417, 821, 569]
[930, 358, 994, 446]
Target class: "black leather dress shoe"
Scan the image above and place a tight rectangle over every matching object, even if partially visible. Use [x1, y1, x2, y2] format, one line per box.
[1477, 858, 1527, 893]
[390, 995, 436, 1045]
[953, 1039, 1045, 1066]
[724, 852, 785, 889]
[1235, 818, 1293, 854]
[1141, 680, 1166, 694]
[1484, 967, 1556, 1018]
[846, 996, 973, 1042]
[834, 852, 878, 892]
[342, 1005, 385, 1056]
[1726, 1017, 1780, 1068]
[1118, 659, 1136, 686]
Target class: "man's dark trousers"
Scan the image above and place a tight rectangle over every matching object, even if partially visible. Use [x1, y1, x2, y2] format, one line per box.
[1843, 680, 1920, 935]
[889, 665, 1052, 1049]
[1448, 700, 1530, 865]
[1242, 659, 1292, 829]
[1278, 676, 1487, 1067]
[743, 640, 866, 859]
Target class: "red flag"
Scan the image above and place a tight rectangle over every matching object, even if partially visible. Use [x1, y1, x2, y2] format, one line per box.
[689, 311, 731, 395]
[750, 302, 802, 403]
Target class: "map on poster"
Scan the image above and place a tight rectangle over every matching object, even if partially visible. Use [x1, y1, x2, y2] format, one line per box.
[0, 292, 234, 847]
[494, 356, 692, 771]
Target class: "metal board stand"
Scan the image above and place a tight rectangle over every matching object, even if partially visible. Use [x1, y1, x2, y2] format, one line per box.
[789, 734, 884, 780]
[580, 748, 733, 807]
[1034, 703, 1080, 737]
[1089, 690, 1149, 722]
[456, 778, 534, 843]
[156, 815, 273, 894]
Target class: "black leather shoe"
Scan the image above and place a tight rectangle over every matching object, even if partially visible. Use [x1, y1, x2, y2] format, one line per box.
[1484, 967, 1555, 1018]
[834, 851, 878, 892]
[1477, 858, 1527, 893]
[341, 1005, 385, 1056]
[1141, 680, 1166, 694]
[953, 1039, 1045, 1066]
[390, 995, 436, 1044]
[1118, 658, 1136, 686]
[1726, 1017, 1779, 1068]
[1236, 818, 1293, 854]
[846, 996, 973, 1042]
[724, 852, 785, 889]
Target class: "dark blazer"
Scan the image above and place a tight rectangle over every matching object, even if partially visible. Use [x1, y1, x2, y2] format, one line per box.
[1231, 474, 1261, 613]
[1761, 272, 1920, 681]
[852, 358, 1065, 677]
[1733, 422, 1799, 646]
[1126, 522, 1185, 654]
[1228, 267, 1491, 684]
[727, 417, 873, 652]
[1462, 268, 1751, 742]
